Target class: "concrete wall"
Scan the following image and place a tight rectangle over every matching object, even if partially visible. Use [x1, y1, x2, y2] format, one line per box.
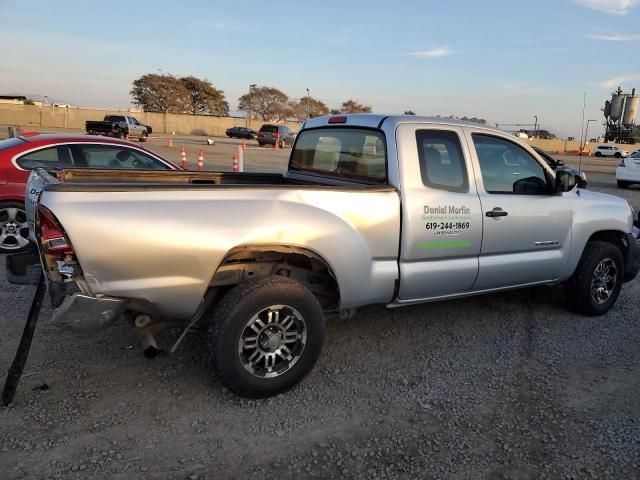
[525, 137, 637, 154]
[0, 104, 301, 136]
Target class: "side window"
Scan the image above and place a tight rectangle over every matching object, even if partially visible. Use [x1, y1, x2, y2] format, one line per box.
[472, 134, 549, 195]
[16, 146, 74, 169]
[416, 130, 468, 192]
[71, 145, 171, 170]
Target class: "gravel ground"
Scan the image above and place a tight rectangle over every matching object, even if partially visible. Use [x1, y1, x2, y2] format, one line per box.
[1, 163, 639, 479]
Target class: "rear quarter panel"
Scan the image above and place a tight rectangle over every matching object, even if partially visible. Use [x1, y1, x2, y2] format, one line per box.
[39, 187, 401, 318]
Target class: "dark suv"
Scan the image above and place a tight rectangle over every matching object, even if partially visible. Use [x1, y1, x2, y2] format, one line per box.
[257, 124, 296, 148]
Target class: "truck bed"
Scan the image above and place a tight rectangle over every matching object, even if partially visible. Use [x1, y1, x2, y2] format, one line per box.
[29, 167, 401, 318]
[48, 168, 395, 191]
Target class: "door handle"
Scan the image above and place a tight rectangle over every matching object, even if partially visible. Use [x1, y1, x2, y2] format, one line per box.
[486, 208, 508, 218]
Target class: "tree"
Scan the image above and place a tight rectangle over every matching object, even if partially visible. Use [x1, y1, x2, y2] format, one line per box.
[340, 99, 372, 114]
[404, 110, 416, 115]
[180, 76, 229, 116]
[130, 74, 190, 113]
[238, 86, 289, 121]
[287, 96, 329, 121]
[23, 99, 35, 105]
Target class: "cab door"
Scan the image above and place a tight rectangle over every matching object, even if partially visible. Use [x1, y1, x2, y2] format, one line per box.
[467, 131, 572, 290]
[397, 124, 483, 300]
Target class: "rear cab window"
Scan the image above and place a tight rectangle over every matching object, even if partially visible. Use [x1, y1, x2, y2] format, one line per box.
[290, 128, 386, 183]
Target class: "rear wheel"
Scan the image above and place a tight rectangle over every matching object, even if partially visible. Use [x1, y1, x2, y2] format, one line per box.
[595, 151, 602, 157]
[617, 180, 630, 189]
[208, 276, 325, 398]
[615, 152, 621, 158]
[117, 130, 126, 139]
[0, 201, 30, 254]
[564, 241, 623, 316]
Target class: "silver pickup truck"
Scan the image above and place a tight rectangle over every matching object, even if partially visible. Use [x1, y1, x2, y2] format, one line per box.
[24, 114, 640, 397]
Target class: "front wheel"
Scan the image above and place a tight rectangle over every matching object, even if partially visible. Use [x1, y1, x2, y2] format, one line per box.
[617, 180, 630, 189]
[564, 241, 624, 316]
[0, 201, 30, 254]
[139, 131, 148, 142]
[208, 276, 325, 398]
[614, 152, 621, 158]
[595, 152, 602, 157]
[117, 130, 126, 139]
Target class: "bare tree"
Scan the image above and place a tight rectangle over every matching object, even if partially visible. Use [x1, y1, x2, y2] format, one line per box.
[287, 97, 330, 121]
[404, 110, 416, 115]
[130, 74, 190, 113]
[180, 76, 229, 116]
[238, 86, 289, 121]
[340, 99, 372, 114]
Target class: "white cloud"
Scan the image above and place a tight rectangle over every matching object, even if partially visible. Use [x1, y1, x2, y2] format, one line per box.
[407, 47, 453, 58]
[589, 33, 640, 41]
[595, 73, 640, 88]
[573, 0, 640, 15]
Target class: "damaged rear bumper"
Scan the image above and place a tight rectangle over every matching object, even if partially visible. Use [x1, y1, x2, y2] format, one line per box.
[52, 293, 126, 332]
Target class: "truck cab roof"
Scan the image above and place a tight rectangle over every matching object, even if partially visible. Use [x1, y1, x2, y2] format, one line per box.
[302, 114, 497, 132]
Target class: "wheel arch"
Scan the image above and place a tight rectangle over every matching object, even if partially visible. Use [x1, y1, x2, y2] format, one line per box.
[208, 244, 341, 310]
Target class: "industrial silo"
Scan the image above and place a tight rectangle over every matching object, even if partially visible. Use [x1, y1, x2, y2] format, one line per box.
[610, 91, 625, 121]
[622, 88, 638, 125]
[604, 99, 611, 118]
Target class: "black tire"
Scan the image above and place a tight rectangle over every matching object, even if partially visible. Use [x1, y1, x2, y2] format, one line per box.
[595, 152, 602, 157]
[0, 201, 30, 254]
[564, 241, 624, 316]
[614, 152, 621, 158]
[208, 276, 325, 398]
[139, 131, 148, 142]
[117, 130, 126, 140]
[617, 180, 629, 189]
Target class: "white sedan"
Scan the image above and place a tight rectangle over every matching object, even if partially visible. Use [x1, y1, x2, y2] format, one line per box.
[616, 152, 640, 188]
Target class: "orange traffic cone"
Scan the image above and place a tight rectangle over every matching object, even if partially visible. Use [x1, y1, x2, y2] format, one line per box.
[197, 149, 204, 171]
[232, 151, 239, 172]
[180, 146, 187, 169]
[167, 136, 173, 148]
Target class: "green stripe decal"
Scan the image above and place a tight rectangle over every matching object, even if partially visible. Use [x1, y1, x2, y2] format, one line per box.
[418, 239, 471, 250]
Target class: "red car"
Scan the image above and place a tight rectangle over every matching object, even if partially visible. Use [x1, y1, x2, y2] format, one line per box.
[0, 133, 179, 254]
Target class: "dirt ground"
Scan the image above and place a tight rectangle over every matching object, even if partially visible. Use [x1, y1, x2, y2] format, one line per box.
[1, 133, 640, 479]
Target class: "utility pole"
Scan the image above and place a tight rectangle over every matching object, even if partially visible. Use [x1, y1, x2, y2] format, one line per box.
[248, 84, 257, 128]
[579, 91, 586, 150]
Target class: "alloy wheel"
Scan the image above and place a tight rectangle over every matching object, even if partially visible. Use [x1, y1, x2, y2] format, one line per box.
[238, 305, 307, 379]
[0, 207, 29, 251]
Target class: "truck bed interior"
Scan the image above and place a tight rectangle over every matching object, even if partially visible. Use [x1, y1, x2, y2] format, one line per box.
[47, 169, 396, 191]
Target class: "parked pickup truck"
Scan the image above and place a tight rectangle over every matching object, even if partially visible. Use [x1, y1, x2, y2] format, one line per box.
[24, 114, 640, 397]
[85, 115, 151, 142]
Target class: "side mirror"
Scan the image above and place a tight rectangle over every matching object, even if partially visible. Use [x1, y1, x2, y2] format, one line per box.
[556, 159, 565, 167]
[555, 169, 576, 193]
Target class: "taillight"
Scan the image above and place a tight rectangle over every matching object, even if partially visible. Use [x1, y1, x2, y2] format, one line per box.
[37, 206, 74, 255]
[619, 159, 626, 167]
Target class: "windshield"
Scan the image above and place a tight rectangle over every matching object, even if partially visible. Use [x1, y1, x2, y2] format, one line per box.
[290, 128, 386, 183]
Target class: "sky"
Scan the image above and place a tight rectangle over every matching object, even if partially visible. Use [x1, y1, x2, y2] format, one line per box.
[1, 0, 640, 138]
